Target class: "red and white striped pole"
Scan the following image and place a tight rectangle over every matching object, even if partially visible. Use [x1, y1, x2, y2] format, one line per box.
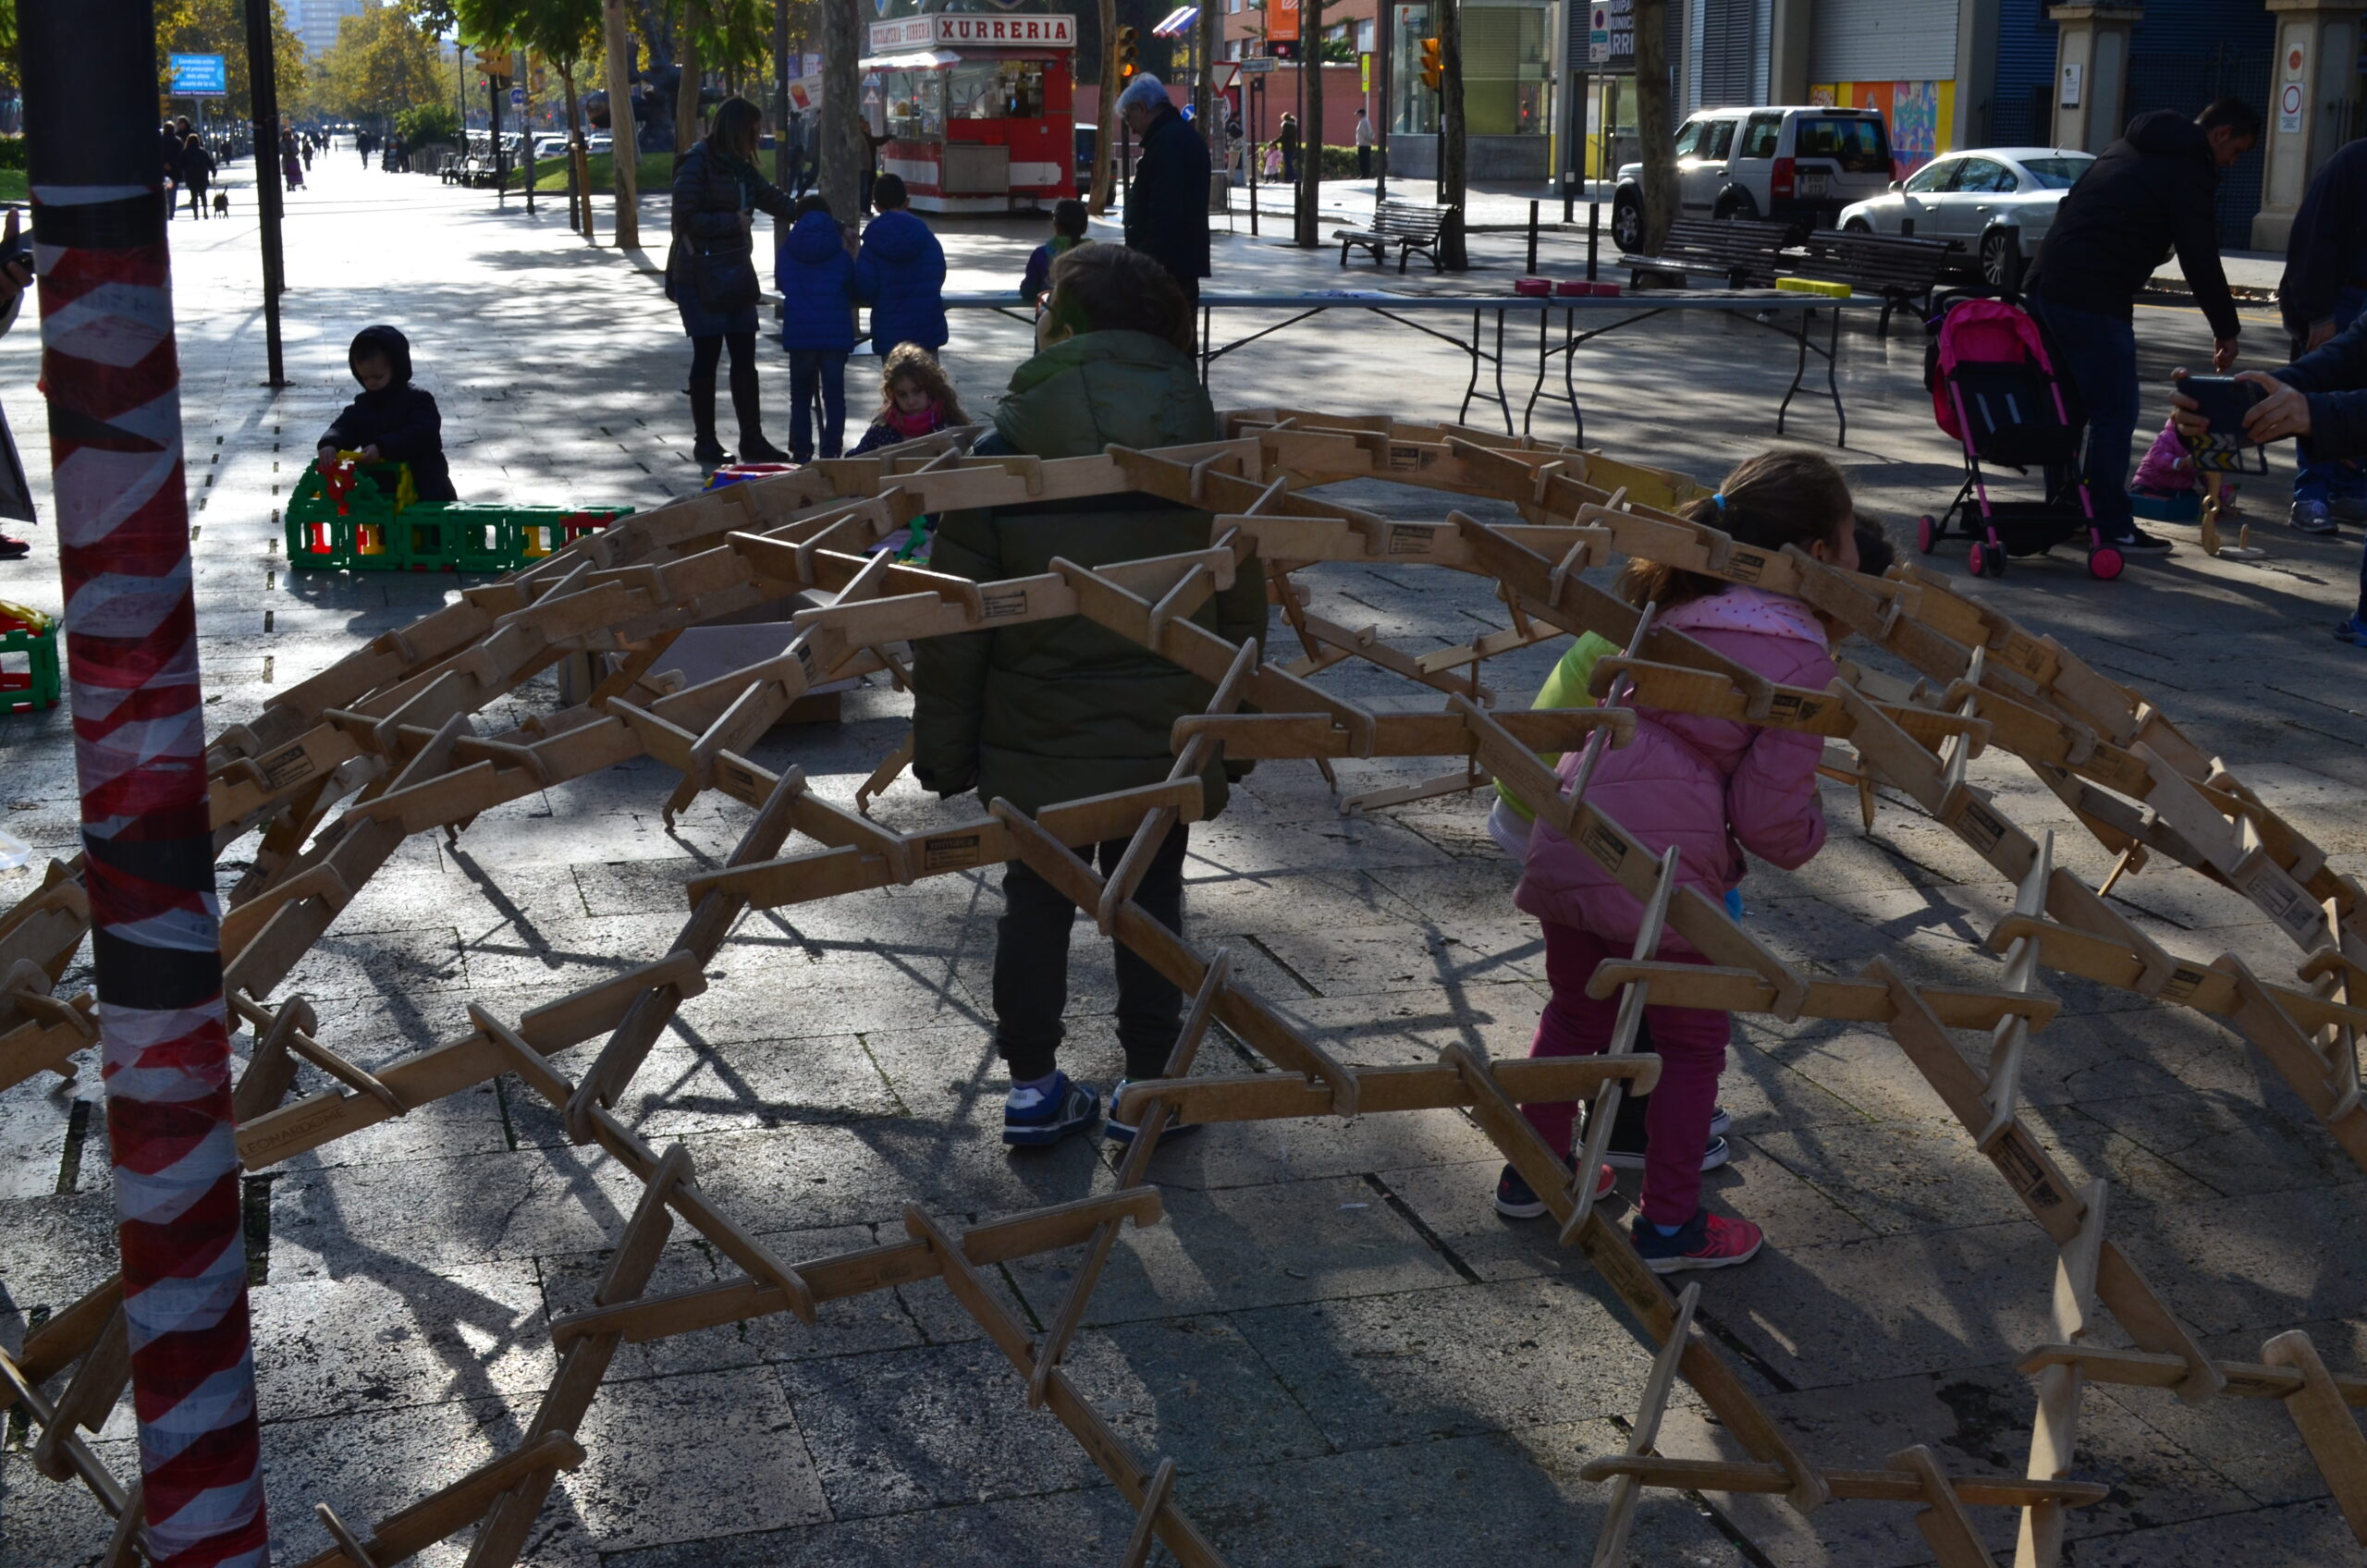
[21, 6, 270, 1565]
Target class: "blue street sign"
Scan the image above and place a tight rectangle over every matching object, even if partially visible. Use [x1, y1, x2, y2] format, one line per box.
[169, 54, 228, 97]
[510, 88, 525, 106]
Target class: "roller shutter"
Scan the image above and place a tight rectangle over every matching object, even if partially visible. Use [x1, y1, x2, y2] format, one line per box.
[1692, 0, 1768, 111]
[1992, 0, 2059, 146]
[1810, 0, 1959, 84]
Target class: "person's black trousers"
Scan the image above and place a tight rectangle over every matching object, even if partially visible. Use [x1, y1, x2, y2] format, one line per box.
[994, 824, 1189, 1084]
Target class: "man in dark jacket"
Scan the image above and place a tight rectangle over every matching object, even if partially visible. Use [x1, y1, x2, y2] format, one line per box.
[2172, 314, 2367, 647]
[914, 245, 1264, 1149]
[2028, 98, 2259, 556]
[1118, 76, 1211, 305]
[2276, 136, 2367, 533]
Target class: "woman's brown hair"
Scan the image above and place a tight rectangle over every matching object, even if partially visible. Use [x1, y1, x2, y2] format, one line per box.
[707, 96, 764, 162]
[1045, 243, 1190, 348]
[1618, 448, 1854, 609]
[877, 343, 969, 425]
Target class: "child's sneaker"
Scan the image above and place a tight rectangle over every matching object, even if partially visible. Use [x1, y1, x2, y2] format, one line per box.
[1585, 1102, 1734, 1171]
[1105, 1078, 1204, 1146]
[1494, 1161, 1613, 1219]
[1632, 1207, 1763, 1273]
[1002, 1072, 1098, 1146]
[2336, 615, 2367, 648]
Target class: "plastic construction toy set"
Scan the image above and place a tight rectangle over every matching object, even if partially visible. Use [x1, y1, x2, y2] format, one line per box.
[283, 454, 632, 573]
[3, 413, 2364, 1567]
[0, 600, 59, 713]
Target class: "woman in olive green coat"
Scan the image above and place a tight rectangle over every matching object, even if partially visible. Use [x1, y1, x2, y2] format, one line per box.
[914, 246, 1266, 1148]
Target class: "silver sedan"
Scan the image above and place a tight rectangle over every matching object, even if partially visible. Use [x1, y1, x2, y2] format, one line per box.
[1838, 147, 2094, 285]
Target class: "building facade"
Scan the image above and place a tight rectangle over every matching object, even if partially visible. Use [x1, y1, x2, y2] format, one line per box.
[1258, 0, 2358, 247]
[298, 0, 373, 57]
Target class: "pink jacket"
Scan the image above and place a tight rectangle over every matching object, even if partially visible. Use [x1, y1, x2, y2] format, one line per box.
[1515, 585, 1835, 952]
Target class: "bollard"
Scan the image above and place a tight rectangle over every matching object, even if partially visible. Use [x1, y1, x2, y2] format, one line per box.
[1587, 201, 1600, 282]
[1527, 200, 1539, 274]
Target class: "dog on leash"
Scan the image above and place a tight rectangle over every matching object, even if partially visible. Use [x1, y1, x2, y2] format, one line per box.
[213, 190, 229, 216]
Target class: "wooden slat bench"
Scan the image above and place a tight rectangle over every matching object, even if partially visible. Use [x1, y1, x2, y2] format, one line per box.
[1787, 230, 1954, 332]
[1334, 200, 1455, 273]
[1617, 217, 1794, 290]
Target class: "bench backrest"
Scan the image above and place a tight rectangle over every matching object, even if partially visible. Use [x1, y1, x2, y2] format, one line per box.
[1373, 199, 1451, 239]
[1792, 231, 1952, 292]
[1640, 217, 1791, 284]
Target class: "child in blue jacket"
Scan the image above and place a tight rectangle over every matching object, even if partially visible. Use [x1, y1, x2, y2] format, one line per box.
[776, 193, 858, 463]
[855, 174, 948, 356]
[1020, 199, 1091, 303]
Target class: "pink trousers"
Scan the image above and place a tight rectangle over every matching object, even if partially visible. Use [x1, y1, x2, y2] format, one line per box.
[1522, 922, 1730, 1227]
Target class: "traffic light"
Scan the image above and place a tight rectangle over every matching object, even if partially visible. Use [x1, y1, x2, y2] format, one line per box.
[477, 49, 514, 79]
[1419, 37, 1442, 92]
[1117, 26, 1139, 80]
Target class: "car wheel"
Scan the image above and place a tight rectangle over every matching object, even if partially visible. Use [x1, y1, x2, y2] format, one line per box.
[1712, 191, 1757, 222]
[1843, 217, 1873, 235]
[1980, 229, 2017, 288]
[1612, 192, 1643, 252]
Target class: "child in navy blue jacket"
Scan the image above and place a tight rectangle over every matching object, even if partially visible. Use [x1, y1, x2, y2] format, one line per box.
[776, 194, 858, 463]
[1019, 199, 1091, 303]
[314, 325, 456, 501]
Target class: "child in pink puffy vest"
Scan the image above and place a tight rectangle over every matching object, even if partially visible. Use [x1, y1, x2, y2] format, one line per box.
[1501, 450, 1857, 1275]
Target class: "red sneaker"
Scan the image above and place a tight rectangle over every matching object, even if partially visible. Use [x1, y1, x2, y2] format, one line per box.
[1633, 1208, 1763, 1273]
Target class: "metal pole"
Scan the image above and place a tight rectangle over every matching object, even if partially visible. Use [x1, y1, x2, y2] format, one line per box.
[522, 64, 537, 214]
[773, 0, 791, 189]
[1374, 0, 1391, 202]
[1588, 198, 1599, 279]
[240, 0, 286, 386]
[1527, 198, 1538, 272]
[492, 62, 507, 205]
[1248, 73, 1260, 236]
[21, 6, 270, 1566]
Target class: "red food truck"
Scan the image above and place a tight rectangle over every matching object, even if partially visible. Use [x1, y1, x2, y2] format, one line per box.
[863, 12, 1079, 213]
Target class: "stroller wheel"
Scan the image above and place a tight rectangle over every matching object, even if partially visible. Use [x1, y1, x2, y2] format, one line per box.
[1967, 542, 1986, 577]
[1987, 544, 2008, 578]
[2088, 545, 2124, 582]
[1917, 514, 1938, 555]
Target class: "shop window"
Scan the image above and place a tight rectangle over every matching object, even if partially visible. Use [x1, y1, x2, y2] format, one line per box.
[949, 60, 1045, 121]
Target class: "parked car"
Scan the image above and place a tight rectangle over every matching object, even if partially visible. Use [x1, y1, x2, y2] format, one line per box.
[1837, 146, 2095, 286]
[586, 132, 614, 154]
[533, 134, 571, 159]
[1613, 105, 1893, 253]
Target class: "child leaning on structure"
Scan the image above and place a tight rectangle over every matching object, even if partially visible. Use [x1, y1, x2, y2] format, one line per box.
[911, 245, 1268, 1148]
[314, 325, 457, 502]
[1499, 451, 1858, 1275]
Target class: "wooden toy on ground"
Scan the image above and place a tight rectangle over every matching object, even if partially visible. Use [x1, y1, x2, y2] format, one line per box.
[4, 410, 2362, 1566]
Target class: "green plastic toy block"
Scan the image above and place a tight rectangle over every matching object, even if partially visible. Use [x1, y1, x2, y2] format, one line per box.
[0, 608, 61, 714]
[284, 459, 631, 573]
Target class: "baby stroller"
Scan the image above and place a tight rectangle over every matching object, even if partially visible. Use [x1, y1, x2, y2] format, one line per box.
[1917, 295, 2122, 582]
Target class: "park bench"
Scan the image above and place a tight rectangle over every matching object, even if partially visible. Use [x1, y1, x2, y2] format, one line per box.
[1334, 200, 1455, 272]
[1787, 229, 1954, 332]
[1617, 216, 1794, 290]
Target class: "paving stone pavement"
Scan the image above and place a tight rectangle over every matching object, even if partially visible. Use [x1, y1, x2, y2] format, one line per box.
[0, 145, 2361, 1567]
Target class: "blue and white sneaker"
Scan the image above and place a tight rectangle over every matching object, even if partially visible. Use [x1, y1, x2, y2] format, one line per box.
[1002, 1072, 1099, 1146]
[2335, 615, 2367, 648]
[1105, 1078, 1205, 1145]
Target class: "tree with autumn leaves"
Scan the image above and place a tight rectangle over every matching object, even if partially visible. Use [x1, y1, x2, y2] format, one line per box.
[311, 6, 447, 128]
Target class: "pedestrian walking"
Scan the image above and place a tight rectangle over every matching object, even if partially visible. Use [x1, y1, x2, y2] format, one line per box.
[0, 214, 39, 560]
[855, 174, 949, 356]
[1278, 112, 1301, 185]
[668, 94, 797, 467]
[911, 243, 1263, 1149]
[1118, 76, 1210, 311]
[1355, 109, 1375, 179]
[280, 123, 304, 190]
[776, 192, 857, 464]
[2275, 134, 2367, 533]
[179, 134, 214, 220]
[2025, 98, 2260, 557]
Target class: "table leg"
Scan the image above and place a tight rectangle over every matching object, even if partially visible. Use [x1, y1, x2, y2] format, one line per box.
[1564, 307, 1582, 447]
[1458, 306, 1483, 427]
[1777, 306, 1811, 436]
[1825, 304, 1846, 447]
[1491, 307, 1513, 435]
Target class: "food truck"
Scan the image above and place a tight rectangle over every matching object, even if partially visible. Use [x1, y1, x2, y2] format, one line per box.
[863, 11, 1078, 212]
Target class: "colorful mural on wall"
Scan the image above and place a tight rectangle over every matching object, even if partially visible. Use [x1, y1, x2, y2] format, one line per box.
[1809, 79, 1956, 174]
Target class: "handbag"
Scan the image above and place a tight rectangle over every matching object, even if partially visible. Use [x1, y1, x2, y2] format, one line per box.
[693, 241, 762, 313]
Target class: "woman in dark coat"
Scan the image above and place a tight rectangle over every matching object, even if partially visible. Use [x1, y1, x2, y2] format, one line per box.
[179, 135, 215, 221]
[669, 95, 795, 466]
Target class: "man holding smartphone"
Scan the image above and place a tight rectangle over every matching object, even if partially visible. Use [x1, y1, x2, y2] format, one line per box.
[2169, 325, 2367, 644]
[2028, 99, 2261, 557]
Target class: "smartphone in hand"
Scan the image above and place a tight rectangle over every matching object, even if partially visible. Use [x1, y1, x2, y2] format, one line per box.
[2176, 374, 2267, 443]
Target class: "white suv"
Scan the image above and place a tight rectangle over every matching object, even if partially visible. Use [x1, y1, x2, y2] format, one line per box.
[1613, 105, 1894, 252]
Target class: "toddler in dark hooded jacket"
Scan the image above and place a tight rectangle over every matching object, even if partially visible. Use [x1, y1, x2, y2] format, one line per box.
[315, 325, 457, 501]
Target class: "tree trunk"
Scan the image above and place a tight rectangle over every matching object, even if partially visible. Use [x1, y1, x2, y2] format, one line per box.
[674, 0, 704, 153]
[820, 0, 864, 237]
[1088, 0, 1117, 214]
[560, 60, 586, 232]
[1438, 0, 1466, 266]
[1193, 1, 1217, 157]
[604, 0, 640, 247]
[1296, 0, 1322, 246]
[1634, 0, 1677, 252]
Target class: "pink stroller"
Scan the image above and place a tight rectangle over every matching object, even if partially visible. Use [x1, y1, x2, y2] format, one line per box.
[1917, 296, 2122, 582]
